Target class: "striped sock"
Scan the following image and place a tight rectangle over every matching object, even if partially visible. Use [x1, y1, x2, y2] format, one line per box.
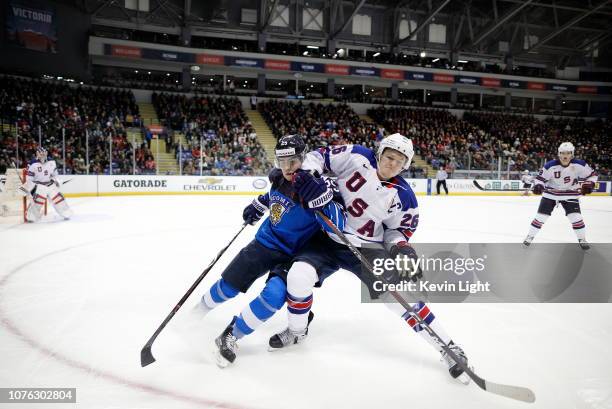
[232, 276, 286, 339]
[201, 279, 239, 312]
[528, 213, 549, 237]
[567, 213, 586, 240]
[402, 301, 452, 352]
[286, 293, 313, 333]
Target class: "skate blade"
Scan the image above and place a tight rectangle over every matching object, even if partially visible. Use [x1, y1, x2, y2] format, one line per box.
[211, 341, 231, 369]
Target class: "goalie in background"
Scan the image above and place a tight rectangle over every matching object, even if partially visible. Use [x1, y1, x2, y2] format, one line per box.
[18, 147, 73, 222]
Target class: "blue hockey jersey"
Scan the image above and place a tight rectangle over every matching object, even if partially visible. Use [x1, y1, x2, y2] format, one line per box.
[254, 168, 345, 255]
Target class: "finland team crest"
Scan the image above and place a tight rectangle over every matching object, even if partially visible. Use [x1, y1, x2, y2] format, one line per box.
[269, 194, 293, 225]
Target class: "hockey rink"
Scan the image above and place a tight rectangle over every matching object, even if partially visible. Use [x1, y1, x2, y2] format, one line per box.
[1, 194, 611, 409]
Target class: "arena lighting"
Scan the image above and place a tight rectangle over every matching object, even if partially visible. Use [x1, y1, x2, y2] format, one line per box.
[432, 58, 440, 62]
[373, 52, 380, 57]
[458, 60, 468, 63]
[419, 51, 426, 58]
[166, 73, 170, 76]
[303, 51, 309, 56]
[306, 45, 318, 49]
[191, 65, 201, 72]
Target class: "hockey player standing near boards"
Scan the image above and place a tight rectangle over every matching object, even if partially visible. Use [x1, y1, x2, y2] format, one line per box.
[268, 134, 470, 382]
[520, 170, 534, 197]
[18, 147, 73, 222]
[192, 135, 345, 367]
[435, 166, 449, 195]
[523, 142, 597, 249]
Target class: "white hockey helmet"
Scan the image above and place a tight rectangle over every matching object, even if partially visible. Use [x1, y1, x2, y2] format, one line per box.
[377, 133, 414, 170]
[558, 142, 575, 155]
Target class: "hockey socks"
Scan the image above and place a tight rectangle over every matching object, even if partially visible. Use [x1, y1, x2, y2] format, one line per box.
[285, 261, 318, 333]
[401, 301, 453, 352]
[527, 213, 550, 238]
[567, 213, 586, 240]
[286, 293, 313, 333]
[383, 298, 452, 353]
[200, 278, 239, 313]
[232, 276, 286, 339]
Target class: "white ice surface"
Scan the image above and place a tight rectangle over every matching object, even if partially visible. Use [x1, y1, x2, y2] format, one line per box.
[1, 195, 611, 409]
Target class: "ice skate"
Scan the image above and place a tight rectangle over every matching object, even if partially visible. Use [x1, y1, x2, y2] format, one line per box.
[269, 311, 314, 350]
[214, 319, 238, 368]
[578, 239, 590, 250]
[523, 235, 534, 246]
[440, 342, 470, 384]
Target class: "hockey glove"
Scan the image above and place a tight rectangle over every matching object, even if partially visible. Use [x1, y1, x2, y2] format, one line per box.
[581, 181, 594, 195]
[389, 242, 423, 282]
[532, 184, 544, 195]
[243, 197, 267, 225]
[292, 170, 334, 210]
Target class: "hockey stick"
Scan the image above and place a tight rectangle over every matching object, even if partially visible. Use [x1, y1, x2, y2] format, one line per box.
[473, 180, 531, 192]
[140, 222, 248, 367]
[315, 211, 536, 403]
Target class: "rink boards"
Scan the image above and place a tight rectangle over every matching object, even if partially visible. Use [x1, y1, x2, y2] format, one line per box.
[52, 175, 612, 197]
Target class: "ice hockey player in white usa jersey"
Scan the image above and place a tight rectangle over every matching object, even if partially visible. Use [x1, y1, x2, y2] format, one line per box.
[523, 142, 597, 249]
[520, 170, 534, 196]
[268, 133, 470, 382]
[19, 147, 73, 222]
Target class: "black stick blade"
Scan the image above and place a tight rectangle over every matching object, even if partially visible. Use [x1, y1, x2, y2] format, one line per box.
[141, 345, 156, 367]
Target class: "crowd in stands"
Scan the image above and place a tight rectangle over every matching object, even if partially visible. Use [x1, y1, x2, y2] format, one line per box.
[368, 106, 610, 177]
[152, 93, 271, 176]
[0, 75, 150, 174]
[258, 100, 429, 177]
[259, 100, 381, 148]
[1, 74, 609, 179]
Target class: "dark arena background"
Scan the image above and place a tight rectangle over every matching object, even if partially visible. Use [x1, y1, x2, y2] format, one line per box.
[0, 1, 611, 409]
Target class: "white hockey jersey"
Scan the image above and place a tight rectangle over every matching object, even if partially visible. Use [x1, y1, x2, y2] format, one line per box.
[534, 159, 597, 200]
[521, 174, 534, 184]
[25, 160, 58, 189]
[302, 144, 419, 247]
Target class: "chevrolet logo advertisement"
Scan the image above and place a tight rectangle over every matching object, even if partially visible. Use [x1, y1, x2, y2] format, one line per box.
[183, 177, 236, 191]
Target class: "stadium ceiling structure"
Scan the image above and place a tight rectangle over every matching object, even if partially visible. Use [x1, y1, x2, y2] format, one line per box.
[82, 0, 612, 69]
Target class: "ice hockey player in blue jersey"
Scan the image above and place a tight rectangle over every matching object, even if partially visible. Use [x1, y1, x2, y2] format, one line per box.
[193, 134, 345, 367]
[268, 134, 470, 382]
[523, 142, 598, 249]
